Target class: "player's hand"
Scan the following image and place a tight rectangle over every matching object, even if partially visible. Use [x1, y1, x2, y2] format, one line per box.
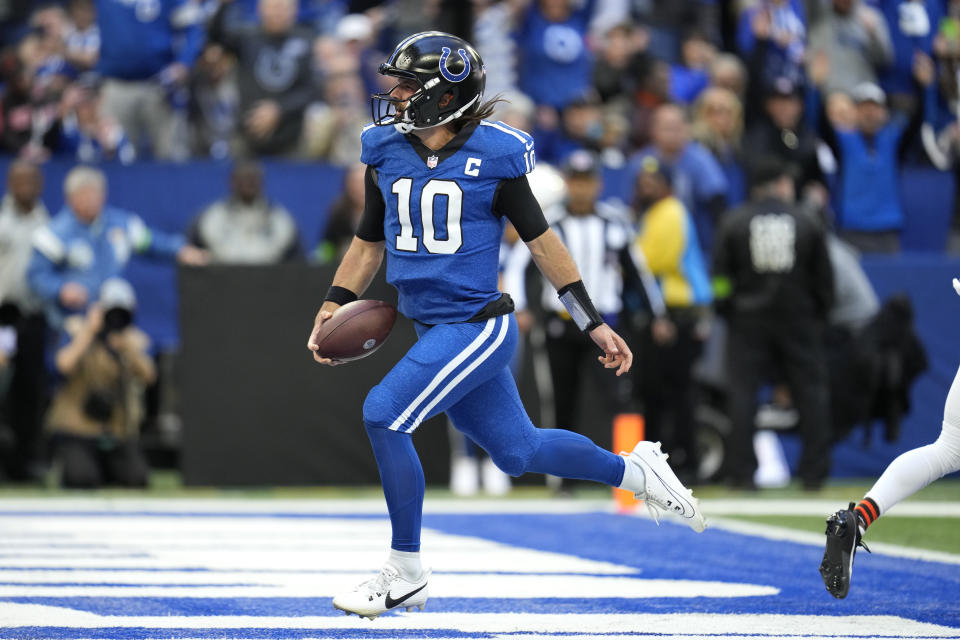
[953, 277, 960, 297]
[589, 324, 632, 376]
[307, 307, 342, 366]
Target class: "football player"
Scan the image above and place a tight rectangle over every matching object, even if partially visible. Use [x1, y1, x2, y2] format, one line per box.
[820, 278, 960, 599]
[307, 32, 707, 620]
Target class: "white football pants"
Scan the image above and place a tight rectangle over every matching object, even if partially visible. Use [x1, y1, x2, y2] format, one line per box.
[866, 364, 960, 515]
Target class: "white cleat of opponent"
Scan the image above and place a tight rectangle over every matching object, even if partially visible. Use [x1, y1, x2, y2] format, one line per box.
[625, 441, 707, 533]
[332, 564, 430, 619]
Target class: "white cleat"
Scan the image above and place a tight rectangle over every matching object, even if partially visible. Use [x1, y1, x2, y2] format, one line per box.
[625, 441, 707, 533]
[332, 564, 430, 619]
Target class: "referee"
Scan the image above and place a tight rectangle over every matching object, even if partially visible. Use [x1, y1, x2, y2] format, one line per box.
[505, 151, 664, 469]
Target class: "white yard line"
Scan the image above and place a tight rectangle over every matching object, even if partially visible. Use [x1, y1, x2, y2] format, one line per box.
[0, 606, 957, 638]
[699, 499, 960, 518]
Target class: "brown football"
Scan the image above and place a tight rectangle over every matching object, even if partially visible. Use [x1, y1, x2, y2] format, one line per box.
[314, 299, 398, 362]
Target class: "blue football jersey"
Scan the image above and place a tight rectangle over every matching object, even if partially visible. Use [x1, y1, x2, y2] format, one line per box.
[360, 120, 535, 325]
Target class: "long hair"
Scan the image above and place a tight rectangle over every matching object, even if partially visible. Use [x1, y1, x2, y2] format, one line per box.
[690, 87, 743, 155]
[455, 95, 509, 127]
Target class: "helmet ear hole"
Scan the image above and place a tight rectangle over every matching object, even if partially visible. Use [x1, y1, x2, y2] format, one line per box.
[438, 91, 455, 109]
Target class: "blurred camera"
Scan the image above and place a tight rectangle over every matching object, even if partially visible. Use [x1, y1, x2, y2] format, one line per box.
[102, 307, 133, 334]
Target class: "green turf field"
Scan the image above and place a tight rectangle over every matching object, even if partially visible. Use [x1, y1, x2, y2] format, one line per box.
[727, 514, 960, 554]
[712, 480, 960, 555]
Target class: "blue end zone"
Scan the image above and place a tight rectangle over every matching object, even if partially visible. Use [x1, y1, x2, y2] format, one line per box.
[1, 510, 958, 635]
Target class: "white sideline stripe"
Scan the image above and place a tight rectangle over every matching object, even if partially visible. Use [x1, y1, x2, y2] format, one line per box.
[706, 517, 960, 565]
[409, 315, 509, 432]
[0, 606, 955, 638]
[700, 499, 960, 518]
[388, 318, 496, 431]
[480, 120, 528, 144]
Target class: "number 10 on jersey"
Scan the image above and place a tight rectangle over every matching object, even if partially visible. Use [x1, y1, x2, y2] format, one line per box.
[391, 178, 464, 255]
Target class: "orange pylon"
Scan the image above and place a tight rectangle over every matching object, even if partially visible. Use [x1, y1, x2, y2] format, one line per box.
[612, 413, 644, 512]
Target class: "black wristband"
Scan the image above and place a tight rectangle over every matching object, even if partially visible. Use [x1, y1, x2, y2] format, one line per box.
[557, 280, 604, 333]
[324, 285, 358, 306]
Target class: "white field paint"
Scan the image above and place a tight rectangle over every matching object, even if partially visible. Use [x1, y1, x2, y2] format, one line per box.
[0, 513, 771, 599]
[0, 576, 776, 599]
[0, 605, 957, 639]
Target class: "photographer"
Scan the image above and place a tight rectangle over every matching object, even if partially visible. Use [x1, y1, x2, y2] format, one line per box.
[47, 279, 154, 488]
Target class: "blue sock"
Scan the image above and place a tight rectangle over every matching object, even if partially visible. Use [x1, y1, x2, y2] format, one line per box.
[365, 425, 424, 552]
[526, 428, 625, 486]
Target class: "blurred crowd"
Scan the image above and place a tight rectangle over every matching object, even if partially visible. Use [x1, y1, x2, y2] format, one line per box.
[0, 0, 959, 248]
[0, 0, 946, 489]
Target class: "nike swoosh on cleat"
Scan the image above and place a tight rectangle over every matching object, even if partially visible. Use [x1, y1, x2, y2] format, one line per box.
[384, 582, 427, 609]
[646, 466, 694, 517]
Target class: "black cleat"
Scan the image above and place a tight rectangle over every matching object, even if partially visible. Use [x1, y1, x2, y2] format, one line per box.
[819, 503, 870, 599]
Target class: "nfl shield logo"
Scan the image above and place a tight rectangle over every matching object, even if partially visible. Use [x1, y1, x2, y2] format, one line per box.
[427, 155, 439, 169]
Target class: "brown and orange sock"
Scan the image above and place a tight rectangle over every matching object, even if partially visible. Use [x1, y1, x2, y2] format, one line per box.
[853, 497, 880, 530]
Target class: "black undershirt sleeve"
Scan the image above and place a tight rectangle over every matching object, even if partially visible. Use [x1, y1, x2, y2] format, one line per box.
[355, 165, 386, 242]
[492, 175, 550, 242]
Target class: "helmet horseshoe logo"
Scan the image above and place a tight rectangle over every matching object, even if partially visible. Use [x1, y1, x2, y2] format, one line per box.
[439, 47, 470, 83]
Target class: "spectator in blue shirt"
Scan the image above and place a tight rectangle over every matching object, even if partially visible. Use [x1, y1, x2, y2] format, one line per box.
[737, 0, 807, 92]
[874, 0, 941, 110]
[516, 0, 596, 111]
[64, 0, 100, 73]
[817, 53, 935, 253]
[669, 30, 714, 105]
[95, 0, 204, 159]
[629, 103, 728, 253]
[56, 75, 137, 164]
[628, 0, 720, 63]
[27, 166, 208, 327]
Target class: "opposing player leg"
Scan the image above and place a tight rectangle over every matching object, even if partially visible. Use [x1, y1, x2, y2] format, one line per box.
[334, 315, 515, 618]
[820, 363, 960, 599]
[446, 339, 706, 532]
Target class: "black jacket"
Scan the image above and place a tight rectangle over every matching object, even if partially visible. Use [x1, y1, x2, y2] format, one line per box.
[743, 120, 825, 195]
[713, 197, 834, 318]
